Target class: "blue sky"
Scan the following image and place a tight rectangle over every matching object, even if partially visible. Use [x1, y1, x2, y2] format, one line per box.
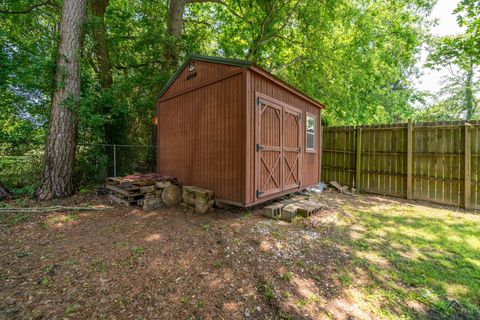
[414, 0, 464, 94]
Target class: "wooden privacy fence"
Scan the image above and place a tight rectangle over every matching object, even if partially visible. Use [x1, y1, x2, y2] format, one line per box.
[321, 120, 480, 209]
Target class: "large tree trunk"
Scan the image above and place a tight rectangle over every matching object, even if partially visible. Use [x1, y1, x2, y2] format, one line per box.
[37, 0, 88, 200]
[90, 0, 112, 88]
[167, 0, 186, 37]
[165, 0, 187, 67]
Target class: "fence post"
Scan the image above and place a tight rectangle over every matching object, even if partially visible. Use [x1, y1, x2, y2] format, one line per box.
[464, 123, 471, 209]
[356, 126, 362, 191]
[406, 119, 413, 199]
[113, 144, 117, 178]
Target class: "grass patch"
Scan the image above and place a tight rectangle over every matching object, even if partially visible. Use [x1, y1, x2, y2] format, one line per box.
[39, 276, 50, 286]
[295, 294, 321, 309]
[280, 271, 293, 282]
[200, 223, 211, 232]
[129, 245, 144, 263]
[212, 260, 223, 269]
[91, 259, 108, 272]
[340, 200, 480, 319]
[257, 280, 274, 302]
[131, 245, 144, 256]
[64, 304, 77, 316]
[47, 213, 78, 225]
[0, 213, 29, 226]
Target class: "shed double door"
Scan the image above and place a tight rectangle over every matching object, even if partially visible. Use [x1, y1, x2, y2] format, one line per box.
[255, 93, 302, 198]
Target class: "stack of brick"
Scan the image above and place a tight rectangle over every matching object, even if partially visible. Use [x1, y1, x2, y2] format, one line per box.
[182, 186, 214, 213]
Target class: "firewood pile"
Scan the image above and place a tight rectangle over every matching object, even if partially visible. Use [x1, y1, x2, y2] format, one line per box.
[105, 174, 217, 213]
[105, 173, 178, 210]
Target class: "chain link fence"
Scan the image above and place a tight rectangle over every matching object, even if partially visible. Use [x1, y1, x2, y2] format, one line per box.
[0, 142, 156, 194]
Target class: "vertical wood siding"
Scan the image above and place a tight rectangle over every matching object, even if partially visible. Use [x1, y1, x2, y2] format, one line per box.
[163, 61, 239, 99]
[245, 70, 322, 206]
[257, 100, 282, 197]
[157, 69, 245, 204]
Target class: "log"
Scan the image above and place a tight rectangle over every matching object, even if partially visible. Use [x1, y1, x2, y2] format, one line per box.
[0, 205, 112, 214]
[162, 185, 182, 207]
[329, 181, 348, 193]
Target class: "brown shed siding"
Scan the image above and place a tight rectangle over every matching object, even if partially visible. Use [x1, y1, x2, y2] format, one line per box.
[244, 70, 321, 206]
[157, 56, 323, 207]
[157, 69, 245, 204]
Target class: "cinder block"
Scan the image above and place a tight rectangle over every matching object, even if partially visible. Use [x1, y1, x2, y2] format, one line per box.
[262, 203, 285, 219]
[280, 204, 298, 222]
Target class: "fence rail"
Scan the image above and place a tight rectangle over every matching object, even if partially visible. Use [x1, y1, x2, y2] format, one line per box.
[322, 120, 480, 209]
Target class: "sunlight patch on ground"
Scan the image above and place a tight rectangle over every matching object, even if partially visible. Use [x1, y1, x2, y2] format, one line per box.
[144, 233, 163, 242]
[464, 235, 480, 250]
[446, 284, 469, 299]
[329, 287, 378, 320]
[356, 251, 390, 269]
[465, 257, 480, 268]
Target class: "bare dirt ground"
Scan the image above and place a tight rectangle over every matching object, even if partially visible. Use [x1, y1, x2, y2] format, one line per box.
[1, 191, 477, 319]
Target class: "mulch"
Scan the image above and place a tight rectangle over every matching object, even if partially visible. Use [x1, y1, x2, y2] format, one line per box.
[0, 192, 359, 320]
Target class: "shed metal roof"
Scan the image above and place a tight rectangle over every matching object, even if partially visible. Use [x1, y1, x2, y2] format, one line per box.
[157, 54, 325, 109]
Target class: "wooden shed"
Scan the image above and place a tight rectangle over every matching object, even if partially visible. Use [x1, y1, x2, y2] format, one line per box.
[156, 55, 324, 207]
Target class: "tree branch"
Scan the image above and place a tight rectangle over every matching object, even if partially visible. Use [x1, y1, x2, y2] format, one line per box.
[259, 0, 302, 47]
[186, 0, 244, 20]
[246, 0, 279, 60]
[0, 1, 56, 14]
[183, 18, 212, 27]
[113, 60, 164, 70]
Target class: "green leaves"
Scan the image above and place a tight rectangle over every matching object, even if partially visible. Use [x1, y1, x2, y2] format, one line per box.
[1, 0, 443, 148]
[422, 1, 479, 121]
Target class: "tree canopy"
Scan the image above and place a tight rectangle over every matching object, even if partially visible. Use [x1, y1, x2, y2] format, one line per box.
[1, 0, 441, 145]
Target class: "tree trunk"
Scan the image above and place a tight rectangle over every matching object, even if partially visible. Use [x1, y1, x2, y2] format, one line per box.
[37, 0, 88, 200]
[0, 183, 12, 201]
[167, 0, 186, 37]
[464, 59, 474, 120]
[165, 0, 187, 67]
[90, 0, 112, 88]
[89, 0, 124, 147]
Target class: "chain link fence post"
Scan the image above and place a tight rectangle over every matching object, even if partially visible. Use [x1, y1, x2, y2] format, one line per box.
[113, 144, 117, 177]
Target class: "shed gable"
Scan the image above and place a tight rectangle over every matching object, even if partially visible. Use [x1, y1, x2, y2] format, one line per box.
[161, 60, 243, 99]
[158, 55, 324, 110]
